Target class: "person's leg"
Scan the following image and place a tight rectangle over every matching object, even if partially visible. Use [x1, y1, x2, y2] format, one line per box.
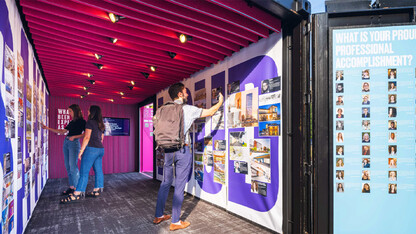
[75, 147, 96, 193]
[62, 138, 72, 187]
[68, 140, 80, 188]
[92, 148, 105, 190]
[155, 151, 175, 218]
[171, 146, 193, 223]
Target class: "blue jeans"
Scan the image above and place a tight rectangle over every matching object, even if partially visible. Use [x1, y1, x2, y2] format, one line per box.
[76, 146, 105, 192]
[155, 146, 192, 223]
[63, 137, 80, 187]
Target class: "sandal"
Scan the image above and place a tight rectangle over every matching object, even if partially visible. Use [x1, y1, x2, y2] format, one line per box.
[86, 188, 103, 197]
[60, 193, 84, 204]
[62, 187, 75, 196]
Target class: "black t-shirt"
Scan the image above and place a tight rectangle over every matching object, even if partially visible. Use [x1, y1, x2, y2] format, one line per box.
[86, 120, 104, 148]
[65, 118, 86, 136]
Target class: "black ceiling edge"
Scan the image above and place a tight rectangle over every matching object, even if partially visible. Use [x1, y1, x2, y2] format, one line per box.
[15, 0, 50, 95]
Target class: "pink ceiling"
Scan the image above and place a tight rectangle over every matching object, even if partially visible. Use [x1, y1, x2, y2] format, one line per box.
[19, 0, 281, 104]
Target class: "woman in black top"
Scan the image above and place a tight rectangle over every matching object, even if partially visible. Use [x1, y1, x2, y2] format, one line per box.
[42, 104, 86, 195]
[61, 105, 105, 203]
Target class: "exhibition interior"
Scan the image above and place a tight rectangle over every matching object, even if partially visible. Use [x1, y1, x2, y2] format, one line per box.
[1, 0, 416, 233]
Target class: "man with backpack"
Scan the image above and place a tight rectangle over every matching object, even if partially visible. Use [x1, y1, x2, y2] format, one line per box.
[153, 82, 224, 231]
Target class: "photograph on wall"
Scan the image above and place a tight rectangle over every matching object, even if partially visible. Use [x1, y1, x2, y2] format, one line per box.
[212, 106, 224, 130]
[213, 151, 226, 184]
[24, 171, 30, 198]
[195, 140, 204, 153]
[17, 51, 23, 80]
[2, 172, 14, 220]
[251, 180, 267, 197]
[4, 63, 14, 96]
[250, 152, 271, 183]
[194, 153, 203, 162]
[234, 161, 248, 174]
[9, 119, 15, 139]
[3, 153, 11, 175]
[241, 88, 259, 127]
[227, 80, 240, 95]
[214, 140, 226, 151]
[250, 139, 271, 155]
[26, 120, 32, 140]
[203, 154, 213, 167]
[229, 131, 249, 161]
[259, 103, 280, 122]
[261, 76, 281, 94]
[4, 120, 10, 139]
[194, 87, 206, 109]
[4, 94, 14, 119]
[211, 86, 222, 106]
[194, 161, 204, 182]
[4, 44, 14, 74]
[17, 153, 22, 179]
[26, 83, 32, 104]
[203, 136, 213, 154]
[17, 111, 23, 128]
[227, 92, 242, 128]
[24, 157, 31, 173]
[259, 121, 280, 136]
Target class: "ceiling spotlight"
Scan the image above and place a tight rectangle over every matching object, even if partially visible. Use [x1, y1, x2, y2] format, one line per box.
[80, 95, 85, 99]
[149, 66, 157, 72]
[87, 92, 91, 95]
[108, 13, 125, 23]
[92, 63, 103, 69]
[94, 53, 103, 60]
[109, 37, 118, 44]
[87, 79, 95, 85]
[140, 72, 149, 79]
[87, 73, 94, 77]
[128, 86, 134, 90]
[83, 86, 89, 90]
[179, 34, 193, 43]
[120, 92, 124, 96]
[110, 99, 114, 102]
[167, 51, 177, 59]
[130, 81, 135, 86]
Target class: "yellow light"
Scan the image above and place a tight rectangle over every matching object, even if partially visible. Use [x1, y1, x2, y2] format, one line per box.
[179, 34, 187, 43]
[150, 66, 156, 72]
[87, 92, 91, 95]
[120, 92, 124, 95]
[110, 99, 114, 102]
[83, 86, 88, 90]
[80, 95, 84, 99]
[130, 81, 135, 85]
[94, 53, 102, 60]
[87, 73, 93, 77]
[112, 38, 118, 43]
[109, 13, 117, 23]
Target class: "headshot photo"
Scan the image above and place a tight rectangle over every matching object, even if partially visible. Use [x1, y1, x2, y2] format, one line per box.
[336, 170, 344, 180]
[388, 171, 397, 181]
[362, 69, 370, 79]
[261, 79, 270, 94]
[362, 170, 370, 180]
[388, 132, 397, 143]
[336, 95, 344, 105]
[336, 70, 344, 81]
[362, 158, 370, 168]
[362, 145, 370, 155]
[362, 120, 370, 130]
[336, 132, 344, 143]
[388, 68, 397, 79]
[388, 145, 397, 156]
[336, 158, 344, 167]
[388, 183, 397, 194]
[336, 183, 344, 193]
[388, 107, 397, 118]
[362, 183, 371, 193]
[362, 95, 370, 105]
[336, 83, 344, 93]
[362, 107, 370, 118]
[336, 120, 344, 130]
[388, 120, 397, 130]
[388, 81, 397, 91]
[336, 108, 344, 118]
[362, 82, 370, 92]
[388, 158, 397, 168]
[336, 145, 344, 155]
[362, 132, 370, 143]
[388, 94, 397, 104]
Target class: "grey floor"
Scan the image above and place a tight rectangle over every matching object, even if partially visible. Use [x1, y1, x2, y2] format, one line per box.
[24, 172, 274, 234]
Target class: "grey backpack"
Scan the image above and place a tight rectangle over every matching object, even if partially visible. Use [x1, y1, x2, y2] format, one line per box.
[153, 101, 185, 150]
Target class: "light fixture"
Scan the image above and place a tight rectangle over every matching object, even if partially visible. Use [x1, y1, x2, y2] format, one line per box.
[130, 81, 135, 86]
[149, 65, 157, 72]
[128, 86, 134, 90]
[108, 13, 125, 23]
[87, 92, 91, 95]
[87, 79, 95, 85]
[109, 37, 118, 44]
[80, 95, 85, 99]
[140, 72, 149, 79]
[120, 92, 124, 96]
[167, 51, 177, 59]
[87, 73, 94, 77]
[179, 34, 193, 43]
[92, 63, 103, 69]
[110, 99, 114, 102]
[83, 86, 89, 90]
[94, 53, 103, 60]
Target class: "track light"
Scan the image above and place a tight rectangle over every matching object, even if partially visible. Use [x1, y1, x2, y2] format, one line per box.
[140, 72, 149, 79]
[94, 53, 103, 60]
[167, 51, 177, 59]
[92, 63, 103, 69]
[179, 34, 192, 43]
[149, 66, 156, 72]
[80, 95, 85, 99]
[110, 99, 114, 102]
[87, 79, 95, 85]
[120, 92, 124, 96]
[108, 13, 125, 23]
[87, 92, 91, 95]
[109, 37, 118, 44]
[83, 86, 89, 90]
[128, 86, 134, 90]
[130, 81, 135, 86]
[87, 73, 94, 77]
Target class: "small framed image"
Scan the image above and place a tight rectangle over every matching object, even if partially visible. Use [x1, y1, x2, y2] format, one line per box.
[388, 183, 397, 194]
[336, 182, 344, 193]
[362, 82, 370, 92]
[362, 170, 370, 180]
[388, 171, 397, 181]
[388, 107, 397, 118]
[336, 83, 344, 93]
[362, 107, 370, 118]
[362, 132, 370, 143]
[362, 145, 370, 155]
[336, 132, 344, 143]
[388, 68, 397, 79]
[336, 70, 344, 81]
[336, 158, 344, 167]
[362, 158, 370, 168]
[336, 170, 344, 180]
[336, 145, 344, 155]
[388, 158, 397, 168]
[388, 145, 397, 156]
[362, 183, 370, 193]
[336, 95, 344, 105]
[336, 108, 344, 118]
[388, 120, 397, 130]
[388, 81, 396, 91]
[362, 95, 370, 105]
[362, 120, 370, 130]
[388, 132, 397, 143]
[336, 120, 344, 130]
[388, 94, 397, 104]
[362, 69, 370, 79]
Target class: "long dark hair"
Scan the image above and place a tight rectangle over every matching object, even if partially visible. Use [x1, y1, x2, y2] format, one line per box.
[69, 104, 83, 120]
[88, 105, 104, 132]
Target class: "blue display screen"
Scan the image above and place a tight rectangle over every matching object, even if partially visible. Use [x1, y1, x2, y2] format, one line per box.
[103, 117, 130, 136]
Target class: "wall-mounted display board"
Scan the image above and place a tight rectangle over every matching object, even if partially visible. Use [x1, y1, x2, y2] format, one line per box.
[331, 24, 416, 234]
[156, 31, 283, 232]
[0, 1, 49, 233]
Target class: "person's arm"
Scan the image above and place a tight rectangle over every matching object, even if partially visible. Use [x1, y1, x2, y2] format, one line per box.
[200, 93, 224, 118]
[68, 133, 85, 141]
[78, 129, 92, 159]
[101, 133, 104, 143]
[41, 123, 68, 135]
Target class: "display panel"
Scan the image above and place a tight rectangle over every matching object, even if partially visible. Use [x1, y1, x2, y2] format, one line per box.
[103, 117, 130, 136]
[332, 25, 416, 234]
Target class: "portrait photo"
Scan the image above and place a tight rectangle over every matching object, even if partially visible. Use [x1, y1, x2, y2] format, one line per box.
[388, 120, 397, 130]
[388, 68, 397, 79]
[388, 94, 397, 104]
[362, 120, 370, 130]
[336, 157, 344, 167]
[362, 69, 370, 79]
[362, 132, 370, 143]
[336, 95, 344, 105]
[336, 83, 344, 93]
[336, 183, 344, 193]
[362, 145, 370, 155]
[388, 107, 397, 118]
[362, 158, 370, 168]
[362, 107, 370, 118]
[336, 132, 344, 143]
[336, 70, 344, 81]
[388, 132, 397, 143]
[388, 145, 397, 156]
[362, 95, 370, 105]
[362, 170, 370, 180]
[362, 82, 370, 92]
[388, 171, 397, 181]
[388, 158, 397, 168]
[388, 183, 397, 194]
[362, 183, 370, 193]
[388, 81, 397, 91]
[336, 145, 344, 155]
[336, 170, 344, 180]
[336, 120, 344, 130]
[336, 108, 344, 118]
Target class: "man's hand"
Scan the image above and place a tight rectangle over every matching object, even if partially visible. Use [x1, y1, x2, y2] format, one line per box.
[41, 123, 47, 129]
[78, 152, 83, 160]
[69, 136, 75, 141]
[218, 93, 224, 104]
